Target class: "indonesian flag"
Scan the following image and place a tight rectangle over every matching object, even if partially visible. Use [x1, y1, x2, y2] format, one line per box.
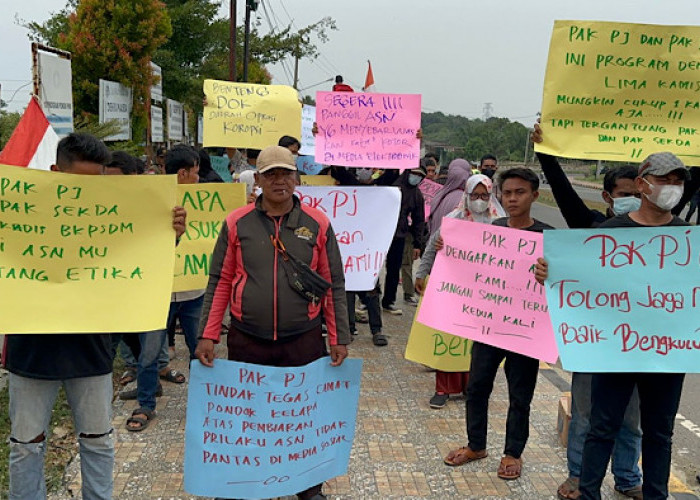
[0, 97, 58, 170]
[362, 60, 375, 92]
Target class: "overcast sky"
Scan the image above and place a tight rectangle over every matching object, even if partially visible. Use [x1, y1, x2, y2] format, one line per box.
[3, 0, 700, 125]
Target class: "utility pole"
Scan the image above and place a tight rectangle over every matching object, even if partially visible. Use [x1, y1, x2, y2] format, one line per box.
[229, 0, 237, 81]
[243, 0, 258, 82]
[293, 42, 300, 89]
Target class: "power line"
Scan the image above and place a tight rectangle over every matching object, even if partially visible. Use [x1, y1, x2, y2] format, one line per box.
[259, 0, 294, 85]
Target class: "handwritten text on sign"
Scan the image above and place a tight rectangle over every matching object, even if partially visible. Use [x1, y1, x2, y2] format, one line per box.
[537, 20, 700, 162]
[174, 184, 246, 292]
[417, 218, 557, 362]
[545, 226, 700, 372]
[184, 358, 362, 499]
[0, 164, 177, 333]
[418, 178, 442, 219]
[314, 91, 422, 169]
[203, 79, 301, 149]
[295, 187, 400, 291]
[405, 286, 473, 372]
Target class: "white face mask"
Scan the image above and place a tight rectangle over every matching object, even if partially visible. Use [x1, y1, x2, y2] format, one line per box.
[467, 198, 489, 214]
[407, 173, 424, 186]
[643, 178, 683, 211]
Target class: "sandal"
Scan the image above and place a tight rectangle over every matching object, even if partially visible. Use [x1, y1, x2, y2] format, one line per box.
[159, 369, 186, 384]
[557, 477, 580, 500]
[497, 455, 522, 480]
[372, 333, 388, 346]
[443, 446, 487, 467]
[125, 408, 156, 432]
[119, 368, 137, 385]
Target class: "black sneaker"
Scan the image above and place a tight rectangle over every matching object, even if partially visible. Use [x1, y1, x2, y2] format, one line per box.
[382, 304, 403, 315]
[429, 392, 448, 409]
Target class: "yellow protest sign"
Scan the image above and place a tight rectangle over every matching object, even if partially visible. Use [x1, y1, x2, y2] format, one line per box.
[0, 164, 177, 333]
[405, 286, 472, 372]
[537, 20, 700, 162]
[203, 79, 302, 149]
[299, 175, 336, 186]
[174, 183, 247, 292]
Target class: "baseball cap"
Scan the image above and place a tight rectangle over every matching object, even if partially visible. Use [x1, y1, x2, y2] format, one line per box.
[256, 145, 297, 174]
[638, 152, 690, 179]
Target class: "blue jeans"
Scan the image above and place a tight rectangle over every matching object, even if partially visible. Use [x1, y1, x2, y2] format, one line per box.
[567, 372, 641, 490]
[116, 336, 168, 372]
[167, 296, 204, 359]
[9, 373, 114, 500]
[136, 330, 167, 411]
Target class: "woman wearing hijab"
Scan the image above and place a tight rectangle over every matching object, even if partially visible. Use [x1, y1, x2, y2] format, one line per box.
[428, 158, 472, 236]
[415, 174, 506, 409]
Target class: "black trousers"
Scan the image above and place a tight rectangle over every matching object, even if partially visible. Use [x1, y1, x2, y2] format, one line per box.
[347, 286, 382, 334]
[579, 372, 685, 500]
[466, 341, 540, 458]
[382, 237, 406, 308]
[226, 325, 326, 500]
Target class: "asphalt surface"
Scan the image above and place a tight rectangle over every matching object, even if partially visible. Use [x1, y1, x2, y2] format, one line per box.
[532, 192, 700, 495]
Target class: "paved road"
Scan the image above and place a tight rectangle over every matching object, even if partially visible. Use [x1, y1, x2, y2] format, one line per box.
[532, 199, 700, 494]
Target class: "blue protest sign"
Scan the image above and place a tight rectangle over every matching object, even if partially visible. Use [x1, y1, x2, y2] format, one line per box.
[184, 357, 363, 498]
[296, 155, 324, 175]
[544, 225, 700, 373]
[210, 155, 233, 182]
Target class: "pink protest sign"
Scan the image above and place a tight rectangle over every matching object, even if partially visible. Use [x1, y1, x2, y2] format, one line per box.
[314, 91, 421, 170]
[417, 218, 558, 362]
[418, 178, 442, 219]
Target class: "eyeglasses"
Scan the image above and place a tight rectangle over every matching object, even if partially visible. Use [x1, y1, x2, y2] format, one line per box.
[468, 193, 490, 201]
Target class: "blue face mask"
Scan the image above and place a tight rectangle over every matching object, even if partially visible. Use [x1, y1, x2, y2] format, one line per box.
[612, 196, 641, 215]
[407, 173, 424, 186]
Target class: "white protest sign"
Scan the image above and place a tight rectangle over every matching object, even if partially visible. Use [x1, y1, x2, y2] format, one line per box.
[295, 186, 400, 291]
[99, 79, 132, 141]
[300, 105, 316, 156]
[168, 98, 183, 141]
[37, 52, 74, 137]
[151, 106, 164, 143]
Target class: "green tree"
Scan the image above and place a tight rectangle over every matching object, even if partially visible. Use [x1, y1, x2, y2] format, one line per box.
[60, 0, 172, 142]
[0, 111, 21, 150]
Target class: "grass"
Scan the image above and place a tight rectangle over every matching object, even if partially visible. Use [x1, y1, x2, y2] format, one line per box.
[0, 384, 76, 499]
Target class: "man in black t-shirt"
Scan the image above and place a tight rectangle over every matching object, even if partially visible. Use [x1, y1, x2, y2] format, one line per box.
[444, 168, 552, 482]
[4, 134, 186, 500]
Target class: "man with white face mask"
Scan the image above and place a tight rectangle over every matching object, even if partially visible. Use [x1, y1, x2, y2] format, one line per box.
[537, 151, 690, 500]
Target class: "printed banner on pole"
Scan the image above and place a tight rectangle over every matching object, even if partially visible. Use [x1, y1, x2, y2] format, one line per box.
[167, 98, 184, 141]
[300, 104, 316, 156]
[295, 186, 400, 290]
[417, 218, 557, 362]
[184, 357, 362, 499]
[174, 183, 246, 292]
[150, 62, 163, 103]
[537, 20, 700, 162]
[0, 164, 177, 333]
[151, 106, 164, 143]
[99, 79, 132, 141]
[37, 52, 74, 137]
[406, 285, 473, 372]
[202, 80, 302, 149]
[418, 178, 442, 219]
[545, 226, 700, 372]
[314, 92, 422, 169]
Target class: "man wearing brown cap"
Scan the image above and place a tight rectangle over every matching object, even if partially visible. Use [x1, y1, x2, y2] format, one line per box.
[537, 152, 690, 500]
[195, 145, 350, 500]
